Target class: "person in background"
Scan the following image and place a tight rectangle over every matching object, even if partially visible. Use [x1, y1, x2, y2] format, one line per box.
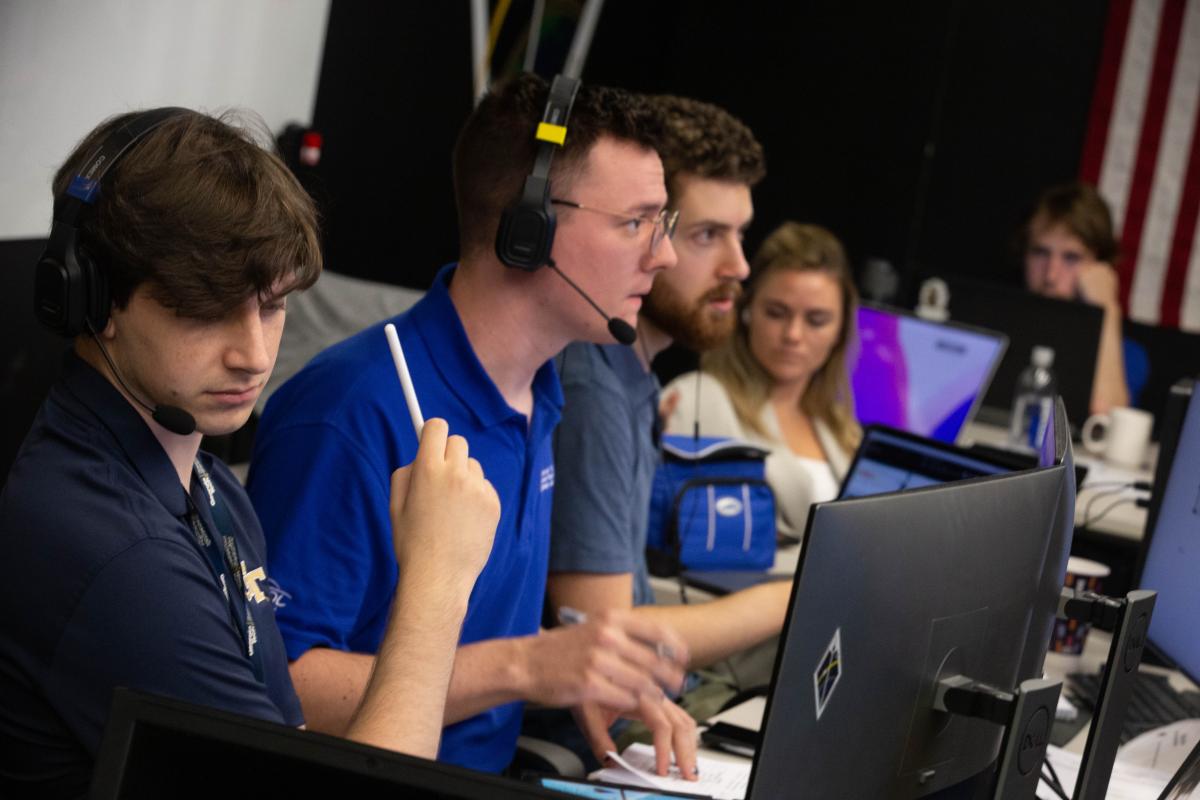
[1022, 181, 1145, 413]
[0, 108, 500, 797]
[663, 221, 861, 540]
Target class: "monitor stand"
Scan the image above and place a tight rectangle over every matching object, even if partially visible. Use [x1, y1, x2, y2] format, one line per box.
[933, 675, 1062, 799]
[1057, 588, 1157, 800]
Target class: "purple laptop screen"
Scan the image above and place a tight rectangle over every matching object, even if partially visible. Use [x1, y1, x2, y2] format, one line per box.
[851, 306, 1006, 442]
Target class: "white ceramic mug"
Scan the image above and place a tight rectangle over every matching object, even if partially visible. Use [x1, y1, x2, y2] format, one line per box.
[1081, 406, 1153, 467]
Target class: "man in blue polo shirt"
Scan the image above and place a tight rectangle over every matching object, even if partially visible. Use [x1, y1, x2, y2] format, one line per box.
[248, 73, 697, 778]
[0, 108, 500, 797]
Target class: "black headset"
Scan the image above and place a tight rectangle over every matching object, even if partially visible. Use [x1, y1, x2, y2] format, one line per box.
[494, 75, 580, 271]
[35, 106, 190, 337]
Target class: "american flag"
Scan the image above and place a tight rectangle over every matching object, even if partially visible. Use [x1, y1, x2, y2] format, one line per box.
[1081, 0, 1200, 332]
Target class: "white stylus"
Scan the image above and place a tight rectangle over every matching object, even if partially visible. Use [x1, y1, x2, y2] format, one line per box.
[384, 323, 424, 437]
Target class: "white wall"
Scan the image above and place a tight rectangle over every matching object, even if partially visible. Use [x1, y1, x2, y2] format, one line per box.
[0, 0, 331, 240]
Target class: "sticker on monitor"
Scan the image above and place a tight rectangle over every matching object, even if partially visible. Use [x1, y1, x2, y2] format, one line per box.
[813, 628, 843, 720]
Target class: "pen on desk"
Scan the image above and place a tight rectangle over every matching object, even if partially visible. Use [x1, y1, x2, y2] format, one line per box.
[384, 323, 425, 437]
[555, 606, 679, 664]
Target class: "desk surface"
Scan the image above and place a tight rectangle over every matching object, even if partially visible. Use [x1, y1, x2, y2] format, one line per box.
[650, 423, 1155, 609]
[961, 421, 1152, 541]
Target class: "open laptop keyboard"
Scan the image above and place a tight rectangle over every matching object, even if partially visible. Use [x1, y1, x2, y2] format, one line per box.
[1067, 670, 1200, 743]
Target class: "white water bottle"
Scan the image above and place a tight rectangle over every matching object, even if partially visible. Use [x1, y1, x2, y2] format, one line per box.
[1008, 346, 1057, 450]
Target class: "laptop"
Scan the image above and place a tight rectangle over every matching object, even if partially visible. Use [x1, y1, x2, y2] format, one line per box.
[838, 424, 1017, 499]
[680, 426, 1019, 597]
[938, 276, 1103, 431]
[91, 689, 575, 799]
[852, 302, 1007, 444]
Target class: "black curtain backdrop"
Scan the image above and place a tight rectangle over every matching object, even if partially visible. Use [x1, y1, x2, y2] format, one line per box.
[12, 0, 1175, 482]
[308, 0, 1107, 295]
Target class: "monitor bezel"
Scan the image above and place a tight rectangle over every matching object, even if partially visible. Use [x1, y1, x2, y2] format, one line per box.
[90, 689, 570, 799]
[749, 457, 1069, 797]
[1129, 378, 1200, 685]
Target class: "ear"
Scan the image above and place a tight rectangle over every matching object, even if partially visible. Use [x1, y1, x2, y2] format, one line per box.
[740, 307, 752, 326]
[99, 303, 120, 340]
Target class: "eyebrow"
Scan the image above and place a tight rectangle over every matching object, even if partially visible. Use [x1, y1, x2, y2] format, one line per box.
[683, 217, 754, 232]
[626, 201, 666, 217]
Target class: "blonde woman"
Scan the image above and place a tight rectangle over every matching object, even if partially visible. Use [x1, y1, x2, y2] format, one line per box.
[663, 222, 861, 538]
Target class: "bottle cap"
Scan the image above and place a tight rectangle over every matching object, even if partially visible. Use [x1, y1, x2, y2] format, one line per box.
[1032, 345, 1055, 368]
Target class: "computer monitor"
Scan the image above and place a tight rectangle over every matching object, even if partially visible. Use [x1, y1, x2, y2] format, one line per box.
[1015, 396, 1077, 685]
[748, 427, 1070, 797]
[1133, 379, 1200, 684]
[90, 689, 569, 799]
[940, 276, 1102, 431]
[1137, 378, 1195, 582]
[838, 425, 1013, 499]
[852, 303, 1008, 443]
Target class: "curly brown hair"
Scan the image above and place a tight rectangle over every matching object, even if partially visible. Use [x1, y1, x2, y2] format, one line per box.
[53, 108, 322, 321]
[647, 94, 765, 202]
[452, 72, 662, 259]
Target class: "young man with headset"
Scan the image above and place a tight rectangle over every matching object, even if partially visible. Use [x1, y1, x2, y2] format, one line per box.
[547, 96, 793, 696]
[247, 73, 699, 779]
[0, 108, 500, 797]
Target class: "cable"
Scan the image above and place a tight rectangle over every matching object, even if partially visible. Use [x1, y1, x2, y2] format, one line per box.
[1079, 479, 1150, 526]
[1084, 496, 1136, 528]
[1082, 485, 1128, 524]
[1040, 767, 1069, 800]
[1042, 756, 1069, 800]
[487, 0, 514, 60]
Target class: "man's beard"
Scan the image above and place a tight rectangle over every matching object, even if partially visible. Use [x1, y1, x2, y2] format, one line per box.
[642, 280, 741, 352]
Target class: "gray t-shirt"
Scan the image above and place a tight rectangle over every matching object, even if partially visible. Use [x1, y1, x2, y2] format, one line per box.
[550, 342, 660, 606]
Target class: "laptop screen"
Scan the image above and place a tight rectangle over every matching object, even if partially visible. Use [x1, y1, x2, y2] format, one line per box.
[851, 303, 1007, 443]
[839, 426, 1011, 499]
[1137, 382, 1200, 683]
[940, 276, 1102, 430]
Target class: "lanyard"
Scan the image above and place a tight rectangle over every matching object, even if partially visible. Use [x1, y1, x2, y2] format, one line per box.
[187, 458, 264, 683]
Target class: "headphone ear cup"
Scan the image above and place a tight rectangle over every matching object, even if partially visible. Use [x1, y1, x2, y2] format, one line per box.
[496, 202, 556, 271]
[77, 243, 110, 334]
[34, 222, 92, 337]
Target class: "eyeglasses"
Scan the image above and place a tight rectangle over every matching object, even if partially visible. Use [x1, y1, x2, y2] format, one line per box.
[551, 198, 679, 254]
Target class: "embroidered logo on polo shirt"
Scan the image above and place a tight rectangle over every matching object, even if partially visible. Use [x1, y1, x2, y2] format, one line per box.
[265, 577, 292, 609]
[241, 563, 268, 604]
[539, 465, 555, 492]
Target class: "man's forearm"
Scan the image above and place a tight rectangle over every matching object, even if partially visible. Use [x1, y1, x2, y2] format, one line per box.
[345, 575, 471, 757]
[291, 621, 534, 738]
[442, 636, 532, 725]
[1092, 302, 1130, 414]
[635, 581, 790, 668]
[288, 648, 373, 737]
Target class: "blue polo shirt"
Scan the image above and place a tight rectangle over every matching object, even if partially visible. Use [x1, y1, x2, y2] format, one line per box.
[0, 352, 301, 798]
[248, 264, 563, 773]
[550, 342, 660, 606]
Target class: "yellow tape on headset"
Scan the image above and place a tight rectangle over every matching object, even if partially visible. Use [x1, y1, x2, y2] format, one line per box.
[535, 122, 567, 146]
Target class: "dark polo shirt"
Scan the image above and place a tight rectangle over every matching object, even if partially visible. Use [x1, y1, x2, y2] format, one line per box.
[0, 353, 301, 798]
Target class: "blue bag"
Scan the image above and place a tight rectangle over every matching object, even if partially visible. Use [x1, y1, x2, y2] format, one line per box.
[645, 434, 776, 575]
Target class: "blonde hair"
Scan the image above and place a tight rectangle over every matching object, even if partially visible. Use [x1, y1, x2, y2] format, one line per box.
[702, 222, 861, 455]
